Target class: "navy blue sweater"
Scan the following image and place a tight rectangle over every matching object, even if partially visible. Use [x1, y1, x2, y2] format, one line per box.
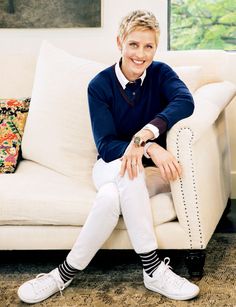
[88, 61, 194, 163]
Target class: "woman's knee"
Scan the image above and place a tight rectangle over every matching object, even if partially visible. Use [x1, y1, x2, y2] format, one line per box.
[93, 182, 121, 217]
[116, 171, 146, 191]
[92, 159, 121, 190]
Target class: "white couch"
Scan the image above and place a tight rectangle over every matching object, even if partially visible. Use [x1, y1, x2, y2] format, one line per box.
[0, 42, 235, 276]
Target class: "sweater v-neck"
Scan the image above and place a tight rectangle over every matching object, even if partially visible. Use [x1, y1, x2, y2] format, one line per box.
[112, 64, 143, 107]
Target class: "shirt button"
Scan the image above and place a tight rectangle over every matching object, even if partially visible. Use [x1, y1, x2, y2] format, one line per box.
[133, 92, 135, 95]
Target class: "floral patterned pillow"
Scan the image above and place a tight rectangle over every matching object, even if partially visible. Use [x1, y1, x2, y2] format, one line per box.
[0, 98, 30, 173]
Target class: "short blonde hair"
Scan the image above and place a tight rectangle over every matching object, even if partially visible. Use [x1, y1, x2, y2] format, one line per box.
[118, 10, 160, 44]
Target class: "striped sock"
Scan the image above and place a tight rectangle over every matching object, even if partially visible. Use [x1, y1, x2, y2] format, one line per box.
[139, 249, 161, 277]
[58, 260, 79, 283]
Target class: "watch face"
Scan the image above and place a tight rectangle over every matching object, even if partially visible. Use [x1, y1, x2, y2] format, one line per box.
[133, 136, 146, 147]
[134, 136, 141, 146]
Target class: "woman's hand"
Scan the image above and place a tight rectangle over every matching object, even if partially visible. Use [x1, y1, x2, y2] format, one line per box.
[147, 143, 181, 182]
[120, 142, 144, 180]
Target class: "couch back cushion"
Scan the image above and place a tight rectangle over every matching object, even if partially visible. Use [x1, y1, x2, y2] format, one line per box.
[21, 41, 106, 179]
[172, 65, 202, 93]
[156, 50, 225, 86]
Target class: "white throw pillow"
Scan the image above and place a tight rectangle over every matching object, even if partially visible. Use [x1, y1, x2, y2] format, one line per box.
[173, 66, 203, 94]
[22, 41, 106, 179]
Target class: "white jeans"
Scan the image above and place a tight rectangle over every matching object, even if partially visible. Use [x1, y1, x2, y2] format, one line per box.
[67, 158, 170, 270]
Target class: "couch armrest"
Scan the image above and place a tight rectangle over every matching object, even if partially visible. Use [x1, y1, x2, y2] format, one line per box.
[169, 81, 236, 143]
[166, 81, 236, 249]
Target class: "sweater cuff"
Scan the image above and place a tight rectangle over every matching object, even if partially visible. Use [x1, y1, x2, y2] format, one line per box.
[148, 117, 168, 135]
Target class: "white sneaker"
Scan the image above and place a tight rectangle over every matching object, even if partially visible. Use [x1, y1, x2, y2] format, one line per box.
[17, 268, 72, 304]
[143, 257, 200, 300]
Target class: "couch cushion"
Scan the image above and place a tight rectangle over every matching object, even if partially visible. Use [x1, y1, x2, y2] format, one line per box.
[194, 81, 236, 109]
[172, 66, 202, 93]
[21, 41, 106, 180]
[156, 50, 225, 86]
[0, 97, 30, 173]
[0, 160, 176, 228]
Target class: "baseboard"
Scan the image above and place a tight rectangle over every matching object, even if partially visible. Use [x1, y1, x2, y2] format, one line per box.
[231, 171, 236, 199]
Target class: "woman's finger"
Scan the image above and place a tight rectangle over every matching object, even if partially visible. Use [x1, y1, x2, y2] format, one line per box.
[120, 157, 127, 177]
[131, 160, 138, 179]
[168, 162, 178, 181]
[162, 163, 173, 181]
[173, 160, 182, 178]
[158, 164, 169, 182]
[137, 158, 144, 174]
[126, 159, 133, 179]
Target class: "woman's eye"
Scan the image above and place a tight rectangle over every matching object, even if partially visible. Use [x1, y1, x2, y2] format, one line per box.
[146, 45, 153, 49]
[130, 42, 138, 47]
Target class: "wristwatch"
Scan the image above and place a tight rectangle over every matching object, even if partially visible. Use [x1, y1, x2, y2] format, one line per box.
[133, 135, 146, 147]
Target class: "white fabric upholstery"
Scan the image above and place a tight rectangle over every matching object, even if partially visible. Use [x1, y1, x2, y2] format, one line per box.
[0, 160, 176, 228]
[0, 43, 235, 251]
[0, 223, 190, 250]
[156, 50, 225, 86]
[167, 81, 236, 248]
[22, 41, 105, 179]
[172, 66, 203, 93]
[168, 81, 236, 143]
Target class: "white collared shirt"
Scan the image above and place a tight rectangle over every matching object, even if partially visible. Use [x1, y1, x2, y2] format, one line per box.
[115, 62, 146, 89]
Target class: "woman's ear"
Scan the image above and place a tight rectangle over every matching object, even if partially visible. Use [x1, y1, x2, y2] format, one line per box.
[117, 36, 122, 51]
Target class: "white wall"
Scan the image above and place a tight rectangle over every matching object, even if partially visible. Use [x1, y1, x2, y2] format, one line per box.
[0, 0, 168, 62]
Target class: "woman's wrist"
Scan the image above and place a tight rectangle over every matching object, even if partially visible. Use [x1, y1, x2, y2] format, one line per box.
[146, 142, 157, 157]
[143, 142, 154, 158]
[135, 129, 154, 143]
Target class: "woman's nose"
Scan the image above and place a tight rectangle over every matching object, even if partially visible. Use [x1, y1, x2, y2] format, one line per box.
[135, 47, 145, 58]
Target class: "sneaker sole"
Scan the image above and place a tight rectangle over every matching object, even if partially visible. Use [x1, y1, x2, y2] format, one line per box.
[144, 283, 200, 301]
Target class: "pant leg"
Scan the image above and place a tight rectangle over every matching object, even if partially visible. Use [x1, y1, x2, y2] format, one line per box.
[145, 166, 171, 198]
[67, 160, 121, 270]
[115, 170, 158, 254]
[67, 159, 169, 269]
[91, 159, 163, 253]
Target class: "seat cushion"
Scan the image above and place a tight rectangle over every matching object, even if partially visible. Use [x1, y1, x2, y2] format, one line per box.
[0, 160, 96, 227]
[0, 160, 176, 228]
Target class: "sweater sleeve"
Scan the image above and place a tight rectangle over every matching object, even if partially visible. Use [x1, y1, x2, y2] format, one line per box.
[149, 63, 195, 133]
[88, 79, 129, 163]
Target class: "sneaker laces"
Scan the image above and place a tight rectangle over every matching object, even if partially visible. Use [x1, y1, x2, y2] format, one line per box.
[29, 272, 65, 297]
[160, 257, 186, 289]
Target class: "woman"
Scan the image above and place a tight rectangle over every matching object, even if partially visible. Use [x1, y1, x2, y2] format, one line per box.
[18, 10, 199, 303]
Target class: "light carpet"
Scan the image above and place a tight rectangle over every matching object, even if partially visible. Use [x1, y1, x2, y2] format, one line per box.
[0, 233, 235, 307]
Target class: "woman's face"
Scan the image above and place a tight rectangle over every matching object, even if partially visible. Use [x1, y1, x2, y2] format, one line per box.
[117, 29, 157, 81]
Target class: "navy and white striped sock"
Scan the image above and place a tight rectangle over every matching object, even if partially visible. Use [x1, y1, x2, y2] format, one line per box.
[139, 250, 161, 277]
[58, 260, 79, 283]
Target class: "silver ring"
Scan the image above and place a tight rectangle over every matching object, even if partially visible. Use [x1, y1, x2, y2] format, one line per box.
[131, 162, 136, 167]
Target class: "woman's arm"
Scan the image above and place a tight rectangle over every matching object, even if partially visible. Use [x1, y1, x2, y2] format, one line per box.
[148, 63, 195, 135]
[147, 142, 181, 182]
[123, 64, 192, 180]
[88, 80, 129, 162]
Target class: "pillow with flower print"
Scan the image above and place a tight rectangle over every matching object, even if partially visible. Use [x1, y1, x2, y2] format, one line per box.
[0, 97, 30, 173]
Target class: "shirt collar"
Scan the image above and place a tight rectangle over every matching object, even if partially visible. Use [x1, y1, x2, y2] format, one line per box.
[115, 60, 146, 90]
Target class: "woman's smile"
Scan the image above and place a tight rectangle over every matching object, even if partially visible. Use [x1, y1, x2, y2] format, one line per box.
[117, 29, 157, 81]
